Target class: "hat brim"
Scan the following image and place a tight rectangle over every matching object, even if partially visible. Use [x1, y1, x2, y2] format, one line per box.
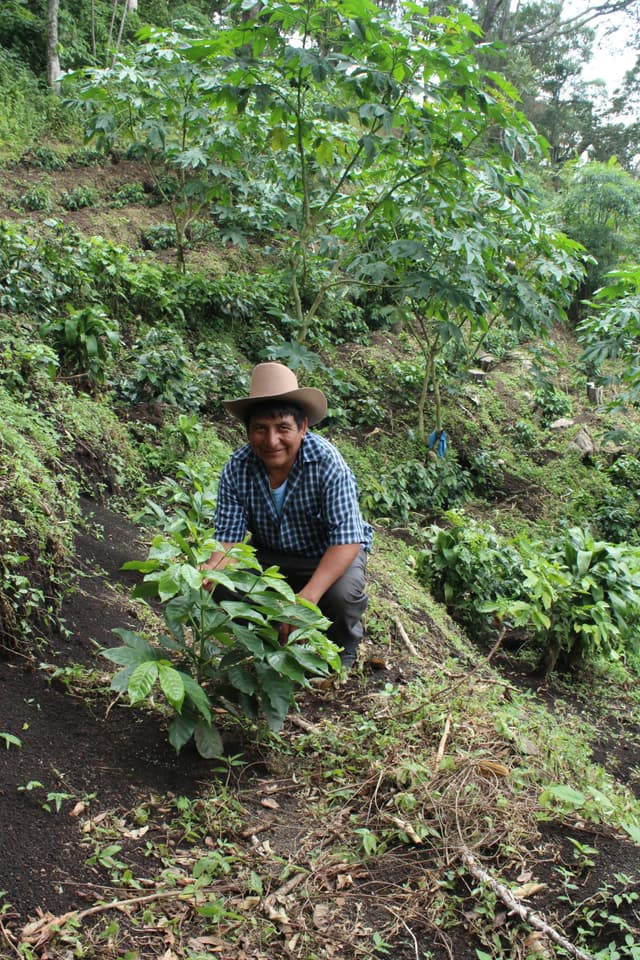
[223, 387, 327, 426]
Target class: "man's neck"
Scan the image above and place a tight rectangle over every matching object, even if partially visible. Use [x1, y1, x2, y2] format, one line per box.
[266, 466, 290, 489]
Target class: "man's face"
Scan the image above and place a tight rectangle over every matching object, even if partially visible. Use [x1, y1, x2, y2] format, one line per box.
[247, 413, 307, 477]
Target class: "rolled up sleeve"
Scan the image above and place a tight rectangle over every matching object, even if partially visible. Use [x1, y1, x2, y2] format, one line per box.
[214, 464, 248, 543]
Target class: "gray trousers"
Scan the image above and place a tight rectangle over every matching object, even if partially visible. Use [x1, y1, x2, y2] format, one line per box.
[255, 546, 368, 658]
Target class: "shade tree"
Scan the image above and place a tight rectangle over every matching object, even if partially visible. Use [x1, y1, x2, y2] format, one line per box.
[70, 0, 585, 442]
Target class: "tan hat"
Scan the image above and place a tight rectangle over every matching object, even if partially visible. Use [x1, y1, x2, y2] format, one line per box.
[223, 362, 327, 426]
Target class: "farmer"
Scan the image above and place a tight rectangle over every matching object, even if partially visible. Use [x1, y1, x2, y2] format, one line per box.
[203, 362, 373, 667]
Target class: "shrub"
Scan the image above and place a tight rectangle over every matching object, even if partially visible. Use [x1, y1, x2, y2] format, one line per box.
[0, 318, 59, 393]
[40, 304, 120, 389]
[416, 511, 522, 639]
[116, 327, 201, 409]
[61, 186, 100, 210]
[109, 182, 147, 207]
[18, 185, 52, 212]
[608, 454, 640, 491]
[417, 513, 640, 671]
[534, 384, 573, 425]
[509, 419, 538, 450]
[361, 460, 471, 525]
[141, 223, 178, 250]
[590, 489, 640, 545]
[22, 145, 66, 170]
[105, 468, 340, 756]
[467, 449, 505, 497]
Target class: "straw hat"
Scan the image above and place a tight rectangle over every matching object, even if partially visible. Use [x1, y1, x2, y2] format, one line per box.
[223, 362, 327, 426]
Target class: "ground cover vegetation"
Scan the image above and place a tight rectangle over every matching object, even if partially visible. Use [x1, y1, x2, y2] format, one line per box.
[2, 0, 640, 957]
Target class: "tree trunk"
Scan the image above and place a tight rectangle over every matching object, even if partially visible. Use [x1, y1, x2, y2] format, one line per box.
[47, 0, 61, 94]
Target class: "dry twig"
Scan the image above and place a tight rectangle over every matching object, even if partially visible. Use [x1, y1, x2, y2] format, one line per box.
[435, 713, 453, 764]
[459, 844, 596, 960]
[432, 625, 507, 701]
[395, 619, 419, 658]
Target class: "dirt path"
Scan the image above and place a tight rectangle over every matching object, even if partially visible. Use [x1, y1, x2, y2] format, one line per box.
[0, 501, 216, 920]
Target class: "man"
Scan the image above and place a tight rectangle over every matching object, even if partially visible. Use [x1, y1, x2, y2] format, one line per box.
[203, 362, 373, 667]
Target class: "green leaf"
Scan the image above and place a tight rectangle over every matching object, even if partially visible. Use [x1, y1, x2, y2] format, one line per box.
[168, 713, 196, 753]
[181, 674, 212, 724]
[128, 661, 159, 703]
[157, 567, 182, 602]
[315, 139, 333, 166]
[265, 649, 306, 683]
[228, 623, 266, 656]
[576, 549, 593, 577]
[285, 645, 329, 673]
[181, 564, 204, 590]
[158, 663, 185, 712]
[621, 821, 640, 844]
[102, 638, 158, 667]
[194, 720, 224, 758]
[226, 664, 257, 695]
[0, 733, 22, 749]
[109, 665, 135, 693]
[539, 784, 586, 810]
[255, 663, 293, 716]
[111, 629, 156, 652]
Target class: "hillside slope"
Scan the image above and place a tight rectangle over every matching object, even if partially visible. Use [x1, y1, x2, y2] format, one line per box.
[1, 150, 640, 960]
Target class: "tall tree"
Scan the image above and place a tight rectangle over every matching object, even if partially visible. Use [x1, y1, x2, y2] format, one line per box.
[46, 0, 61, 92]
[467, 0, 640, 167]
[72, 0, 584, 438]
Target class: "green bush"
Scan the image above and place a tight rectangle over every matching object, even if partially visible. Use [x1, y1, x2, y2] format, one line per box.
[116, 327, 201, 409]
[509, 419, 539, 450]
[109, 182, 147, 207]
[416, 511, 522, 639]
[18, 184, 52, 212]
[61, 186, 100, 210]
[609, 454, 640, 491]
[533, 384, 573, 425]
[40, 304, 120, 388]
[590, 489, 640, 545]
[105, 467, 340, 756]
[22, 145, 66, 170]
[417, 512, 640, 671]
[361, 459, 471, 525]
[141, 223, 178, 250]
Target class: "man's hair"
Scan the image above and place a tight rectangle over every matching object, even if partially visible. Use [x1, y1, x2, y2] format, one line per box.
[244, 400, 307, 430]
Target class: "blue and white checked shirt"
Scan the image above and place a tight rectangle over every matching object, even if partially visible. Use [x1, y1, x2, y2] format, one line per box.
[215, 431, 373, 559]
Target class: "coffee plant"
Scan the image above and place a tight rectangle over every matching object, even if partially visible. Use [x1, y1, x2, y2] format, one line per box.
[105, 468, 339, 756]
[417, 512, 640, 670]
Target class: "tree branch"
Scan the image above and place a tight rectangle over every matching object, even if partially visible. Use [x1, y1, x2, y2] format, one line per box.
[459, 844, 597, 960]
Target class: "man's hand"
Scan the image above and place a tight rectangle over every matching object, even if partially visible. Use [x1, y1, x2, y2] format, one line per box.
[300, 543, 361, 606]
[200, 542, 238, 590]
[278, 622, 295, 645]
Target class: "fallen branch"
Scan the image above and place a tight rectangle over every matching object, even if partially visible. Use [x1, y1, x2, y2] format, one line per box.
[21, 889, 204, 948]
[459, 844, 596, 960]
[435, 713, 453, 764]
[0, 916, 21, 958]
[290, 715, 318, 733]
[395, 619, 419, 658]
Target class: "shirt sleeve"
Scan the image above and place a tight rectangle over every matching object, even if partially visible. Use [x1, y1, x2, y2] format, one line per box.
[214, 462, 248, 543]
[322, 463, 367, 547]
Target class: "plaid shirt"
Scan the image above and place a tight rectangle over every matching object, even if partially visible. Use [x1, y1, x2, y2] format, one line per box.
[215, 431, 373, 559]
